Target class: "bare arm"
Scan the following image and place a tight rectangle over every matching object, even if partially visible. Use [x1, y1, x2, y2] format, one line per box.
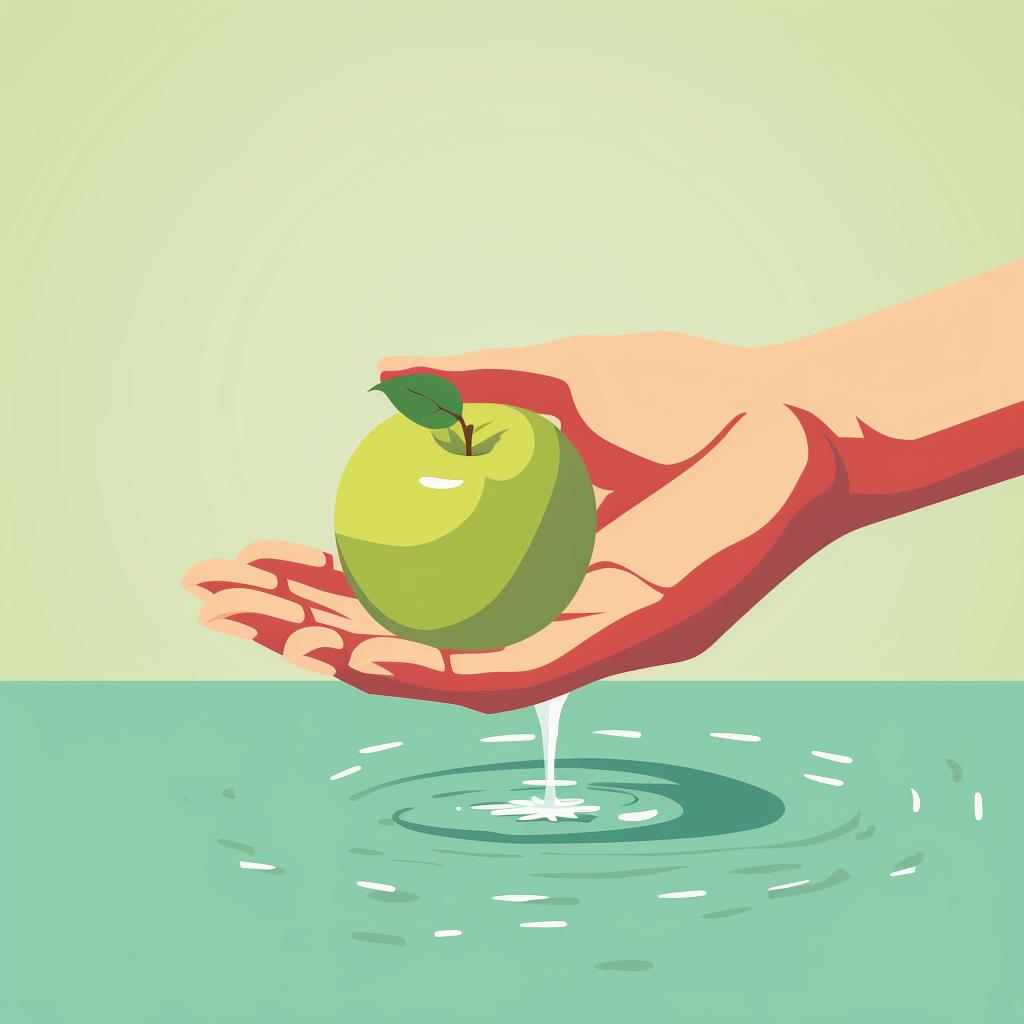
[182, 263, 1024, 712]
[769, 260, 1024, 522]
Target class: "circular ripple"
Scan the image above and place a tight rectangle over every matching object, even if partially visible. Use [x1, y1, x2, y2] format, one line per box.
[348, 757, 785, 844]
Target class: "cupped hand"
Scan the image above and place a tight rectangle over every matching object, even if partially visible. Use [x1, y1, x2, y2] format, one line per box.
[183, 334, 842, 712]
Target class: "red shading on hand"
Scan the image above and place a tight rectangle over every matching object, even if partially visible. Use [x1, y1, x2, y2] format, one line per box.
[184, 263, 1024, 712]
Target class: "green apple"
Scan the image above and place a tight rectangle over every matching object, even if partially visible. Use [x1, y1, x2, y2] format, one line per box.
[334, 377, 596, 651]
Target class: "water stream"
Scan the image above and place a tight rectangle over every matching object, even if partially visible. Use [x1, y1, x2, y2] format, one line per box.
[535, 692, 567, 809]
[462, 693, 603, 822]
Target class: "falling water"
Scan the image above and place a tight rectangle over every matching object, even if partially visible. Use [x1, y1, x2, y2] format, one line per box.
[534, 692, 569, 808]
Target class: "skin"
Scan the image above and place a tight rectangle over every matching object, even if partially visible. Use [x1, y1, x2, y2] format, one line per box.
[183, 261, 1024, 713]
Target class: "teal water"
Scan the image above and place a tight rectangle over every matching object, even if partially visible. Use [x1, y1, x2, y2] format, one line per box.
[1, 681, 1020, 1022]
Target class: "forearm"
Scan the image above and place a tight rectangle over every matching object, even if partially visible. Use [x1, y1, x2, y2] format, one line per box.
[767, 261, 1024, 519]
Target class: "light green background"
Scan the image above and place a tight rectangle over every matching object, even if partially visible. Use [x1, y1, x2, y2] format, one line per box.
[3, 7, 1022, 1022]
[2, 1, 1022, 682]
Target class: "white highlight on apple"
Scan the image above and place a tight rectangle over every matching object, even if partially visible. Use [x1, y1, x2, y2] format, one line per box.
[418, 476, 464, 490]
[480, 734, 536, 743]
[330, 765, 362, 781]
[811, 749, 853, 764]
[657, 889, 707, 900]
[359, 741, 404, 754]
[618, 809, 658, 822]
[710, 732, 762, 743]
[492, 895, 548, 903]
[434, 930, 462, 938]
[803, 773, 844, 787]
[593, 729, 642, 739]
[520, 920, 567, 929]
[911, 788, 921, 813]
[356, 880, 396, 893]
[890, 866, 917, 878]
[974, 792, 984, 821]
[239, 861, 277, 871]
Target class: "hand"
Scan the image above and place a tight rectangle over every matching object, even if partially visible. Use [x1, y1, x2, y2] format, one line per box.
[183, 266, 1024, 711]
[183, 333, 836, 712]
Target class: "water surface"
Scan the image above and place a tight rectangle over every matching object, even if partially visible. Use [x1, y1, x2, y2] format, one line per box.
[1, 681, 1018, 1023]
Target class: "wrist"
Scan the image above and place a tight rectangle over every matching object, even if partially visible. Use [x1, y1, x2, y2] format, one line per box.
[765, 272, 1024, 519]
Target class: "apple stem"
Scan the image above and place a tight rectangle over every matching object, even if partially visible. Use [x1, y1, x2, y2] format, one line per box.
[441, 406, 474, 455]
[406, 386, 474, 454]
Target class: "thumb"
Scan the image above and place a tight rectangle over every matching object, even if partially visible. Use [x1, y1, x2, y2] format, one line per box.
[378, 342, 574, 415]
[379, 343, 557, 376]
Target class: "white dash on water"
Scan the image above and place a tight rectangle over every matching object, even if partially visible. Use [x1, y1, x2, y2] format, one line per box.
[520, 920, 567, 929]
[330, 765, 362, 781]
[811, 750, 853, 764]
[890, 866, 917, 878]
[434, 930, 462, 938]
[768, 879, 810, 892]
[657, 889, 707, 900]
[239, 861, 277, 871]
[593, 729, 642, 739]
[492, 894, 548, 903]
[359, 741, 404, 754]
[356, 880, 396, 893]
[803, 773, 844, 787]
[974, 792, 984, 821]
[481, 734, 536, 743]
[710, 732, 762, 743]
[618, 809, 658, 822]
[911, 788, 921, 813]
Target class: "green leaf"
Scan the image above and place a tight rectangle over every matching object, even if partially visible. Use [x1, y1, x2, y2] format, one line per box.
[369, 373, 464, 429]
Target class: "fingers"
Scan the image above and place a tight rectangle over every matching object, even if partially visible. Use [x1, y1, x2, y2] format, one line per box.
[378, 341, 639, 500]
[378, 342, 580, 420]
[348, 636, 445, 676]
[380, 341, 568, 378]
[198, 588, 305, 627]
[179, 400, 824, 709]
[282, 626, 346, 676]
[237, 539, 329, 567]
[180, 541, 665, 709]
[181, 558, 277, 598]
[203, 618, 259, 640]
[285, 579, 391, 636]
[317, 567, 659, 688]
[182, 542, 395, 667]
[320, 566, 663, 710]
[183, 541, 349, 602]
[592, 407, 810, 588]
[194, 586, 312, 660]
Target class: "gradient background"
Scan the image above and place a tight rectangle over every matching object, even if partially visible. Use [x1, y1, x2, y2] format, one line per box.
[3, 5, 1023, 1024]
[3, 0, 1022, 684]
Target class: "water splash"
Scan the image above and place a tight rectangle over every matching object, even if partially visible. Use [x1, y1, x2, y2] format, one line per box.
[471, 693, 601, 822]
